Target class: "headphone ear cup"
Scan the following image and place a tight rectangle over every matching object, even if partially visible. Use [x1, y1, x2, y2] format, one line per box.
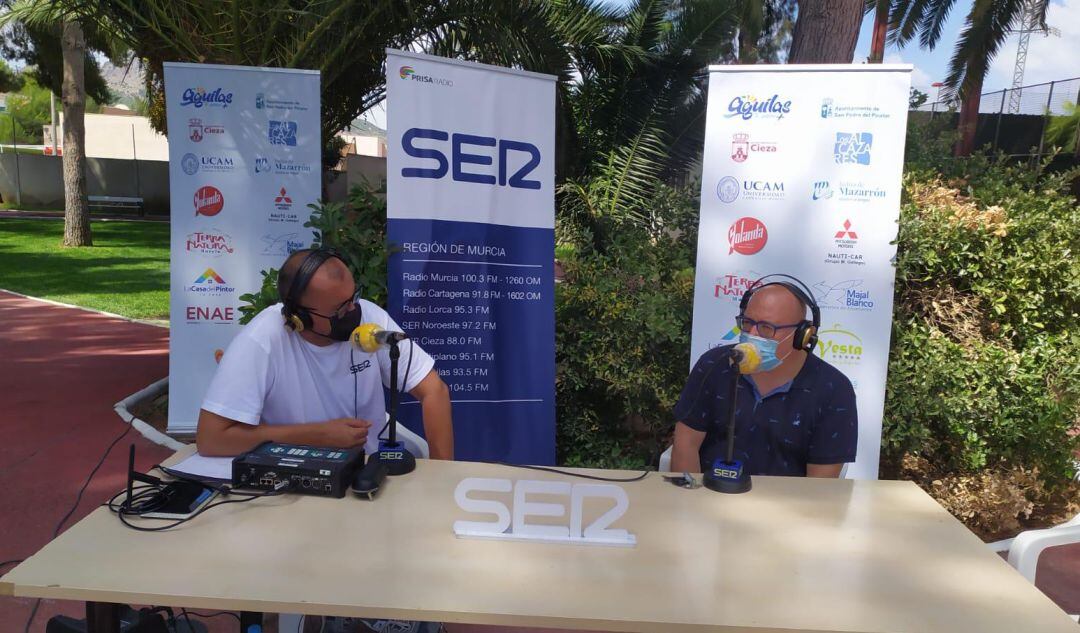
[288, 313, 306, 332]
[803, 325, 818, 352]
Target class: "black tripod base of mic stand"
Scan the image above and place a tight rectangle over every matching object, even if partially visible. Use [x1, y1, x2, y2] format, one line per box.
[377, 440, 416, 476]
[704, 459, 752, 494]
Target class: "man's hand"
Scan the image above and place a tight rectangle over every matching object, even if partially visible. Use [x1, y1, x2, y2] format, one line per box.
[315, 418, 371, 449]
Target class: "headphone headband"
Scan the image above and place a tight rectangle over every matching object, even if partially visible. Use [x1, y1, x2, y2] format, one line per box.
[280, 248, 345, 332]
[738, 274, 821, 352]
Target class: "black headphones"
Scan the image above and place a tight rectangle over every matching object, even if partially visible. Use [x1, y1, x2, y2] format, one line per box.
[279, 248, 347, 332]
[738, 274, 821, 353]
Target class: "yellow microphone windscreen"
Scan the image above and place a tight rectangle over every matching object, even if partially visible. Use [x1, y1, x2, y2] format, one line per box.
[351, 323, 383, 353]
[733, 342, 761, 374]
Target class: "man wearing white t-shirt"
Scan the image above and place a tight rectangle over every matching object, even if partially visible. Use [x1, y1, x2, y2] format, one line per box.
[196, 248, 453, 460]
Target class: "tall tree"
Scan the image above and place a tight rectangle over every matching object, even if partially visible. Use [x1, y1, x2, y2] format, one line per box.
[60, 20, 88, 246]
[788, 0, 864, 62]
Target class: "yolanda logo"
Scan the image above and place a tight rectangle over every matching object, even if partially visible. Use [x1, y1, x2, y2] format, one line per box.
[812, 181, 833, 200]
[727, 217, 767, 255]
[716, 176, 739, 203]
[835, 219, 858, 240]
[186, 230, 234, 256]
[815, 324, 864, 365]
[399, 66, 415, 79]
[268, 120, 298, 146]
[194, 186, 224, 217]
[274, 187, 293, 210]
[725, 95, 792, 120]
[180, 87, 233, 108]
[834, 132, 873, 165]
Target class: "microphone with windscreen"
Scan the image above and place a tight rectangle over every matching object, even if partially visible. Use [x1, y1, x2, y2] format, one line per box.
[351, 323, 407, 353]
[703, 342, 758, 494]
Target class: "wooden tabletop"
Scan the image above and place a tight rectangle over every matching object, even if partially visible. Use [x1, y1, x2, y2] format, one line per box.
[2, 446, 1076, 632]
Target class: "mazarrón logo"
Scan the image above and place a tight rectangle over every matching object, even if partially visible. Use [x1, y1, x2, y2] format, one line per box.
[194, 186, 224, 217]
[185, 305, 235, 325]
[398, 65, 453, 87]
[725, 95, 792, 120]
[254, 157, 312, 175]
[811, 181, 833, 201]
[181, 153, 199, 175]
[811, 279, 874, 311]
[268, 120, 298, 146]
[834, 132, 873, 165]
[727, 217, 767, 255]
[186, 230, 234, 257]
[716, 177, 740, 203]
[714, 271, 762, 300]
[185, 268, 236, 296]
[811, 179, 886, 203]
[179, 87, 233, 108]
[730, 133, 778, 163]
[821, 98, 891, 120]
[815, 324, 864, 366]
[261, 232, 306, 256]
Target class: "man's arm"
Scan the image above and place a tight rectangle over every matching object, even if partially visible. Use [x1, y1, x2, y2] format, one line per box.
[671, 421, 705, 473]
[409, 369, 453, 460]
[806, 463, 844, 478]
[195, 409, 370, 457]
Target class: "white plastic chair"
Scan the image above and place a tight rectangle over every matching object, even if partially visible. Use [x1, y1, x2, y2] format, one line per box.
[658, 445, 849, 478]
[1003, 513, 1080, 622]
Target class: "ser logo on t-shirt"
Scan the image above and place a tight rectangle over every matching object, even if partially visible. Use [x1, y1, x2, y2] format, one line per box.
[350, 360, 371, 375]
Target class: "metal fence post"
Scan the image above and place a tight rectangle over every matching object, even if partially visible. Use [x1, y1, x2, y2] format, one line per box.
[993, 90, 1007, 154]
[131, 124, 142, 217]
[1034, 81, 1055, 168]
[9, 114, 21, 207]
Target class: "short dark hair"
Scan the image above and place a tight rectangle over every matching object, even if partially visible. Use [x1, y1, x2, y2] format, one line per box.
[277, 249, 314, 303]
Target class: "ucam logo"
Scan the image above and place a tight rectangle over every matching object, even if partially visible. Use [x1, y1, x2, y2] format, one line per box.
[179, 87, 233, 108]
[834, 132, 873, 165]
[398, 65, 453, 87]
[268, 120, 298, 146]
[261, 232, 306, 256]
[713, 271, 761, 300]
[716, 176, 739, 203]
[182, 153, 235, 175]
[453, 478, 635, 547]
[821, 98, 891, 120]
[811, 279, 874, 311]
[727, 217, 767, 255]
[186, 230, 234, 257]
[717, 176, 784, 202]
[193, 186, 224, 217]
[814, 324, 864, 366]
[730, 133, 778, 163]
[185, 305, 236, 325]
[400, 128, 541, 190]
[724, 94, 792, 120]
[185, 268, 236, 295]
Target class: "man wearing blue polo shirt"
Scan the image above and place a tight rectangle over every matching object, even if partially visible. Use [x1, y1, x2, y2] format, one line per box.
[671, 279, 857, 477]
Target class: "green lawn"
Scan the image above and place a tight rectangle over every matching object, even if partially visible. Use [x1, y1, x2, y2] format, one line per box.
[0, 218, 169, 320]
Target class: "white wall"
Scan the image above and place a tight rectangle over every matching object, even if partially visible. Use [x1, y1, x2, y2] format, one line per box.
[58, 112, 170, 161]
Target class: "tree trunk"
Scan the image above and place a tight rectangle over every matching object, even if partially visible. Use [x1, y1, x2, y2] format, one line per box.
[788, 0, 864, 63]
[955, 82, 983, 156]
[61, 21, 90, 247]
[868, 0, 889, 63]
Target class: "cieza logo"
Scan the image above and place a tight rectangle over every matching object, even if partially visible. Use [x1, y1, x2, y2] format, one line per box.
[193, 186, 224, 217]
[185, 268, 236, 295]
[179, 87, 233, 108]
[834, 132, 873, 165]
[268, 120, 298, 146]
[400, 128, 541, 190]
[261, 232, 306, 256]
[185, 305, 236, 324]
[821, 98, 891, 120]
[255, 92, 308, 112]
[824, 219, 865, 266]
[188, 118, 225, 143]
[730, 133, 778, 163]
[815, 324, 864, 365]
[716, 176, 740, 203]
[811, 279, 874, 311]
[183, 153, 235, 174]
[273, 187, 293, 210]
[254, 156, 313, 175]
[181, 153, 199, 175]
[727, 217, 767, 255]
[398, 65, 453, 87]
[186, 230, 234, 257]
[714, 271, 761, 300]
[725, 95, 792, 120]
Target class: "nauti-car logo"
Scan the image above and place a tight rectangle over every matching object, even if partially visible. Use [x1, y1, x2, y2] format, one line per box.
[399, 66, 415, 79]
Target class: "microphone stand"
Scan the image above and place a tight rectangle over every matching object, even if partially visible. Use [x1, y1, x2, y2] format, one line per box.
[376, 338, 416, 476]
[703, 353, 752, 494]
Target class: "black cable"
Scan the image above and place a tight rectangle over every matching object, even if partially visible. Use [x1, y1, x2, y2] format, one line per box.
[0, 558, 24, 571]
[492, 462, 651, 482]
[181, 610, 241, 623]
[180, 607, 196, 632]
[109, 482, 289, 532]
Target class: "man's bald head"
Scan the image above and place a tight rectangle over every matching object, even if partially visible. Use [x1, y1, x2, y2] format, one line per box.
[744, 284, 808, 326]
[277, 249, 349, 304]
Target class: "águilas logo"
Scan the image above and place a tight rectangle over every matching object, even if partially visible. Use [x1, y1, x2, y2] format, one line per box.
[716, 176, 740, 203]
[186, 268, 236, 295]
[181, 153, 199, 175]
[186, 230, 234, 257]
[727, 217, 767, 255]
[811, 279, 875, 311]
[399, 66, 415, 79]
[194, 186, 224, 217]
[834, 132, 873, 165]
[815, 324, 864, 365]
[268, 120, 298, 146]
[714, 272, 761, 300]
[274, 187, 293, 210]
[179, 87, 233, 108]
[730, 133, 778, 163]
[725, 95, 792, 120]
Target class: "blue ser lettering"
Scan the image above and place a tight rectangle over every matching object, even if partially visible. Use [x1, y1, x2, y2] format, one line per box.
[400, 128, 541, 190]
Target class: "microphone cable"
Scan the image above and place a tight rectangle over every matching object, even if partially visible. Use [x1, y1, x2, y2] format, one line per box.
[107, 477, 291, 532]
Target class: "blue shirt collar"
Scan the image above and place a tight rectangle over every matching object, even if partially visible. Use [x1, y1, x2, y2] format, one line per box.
[741, 374, 794, 402]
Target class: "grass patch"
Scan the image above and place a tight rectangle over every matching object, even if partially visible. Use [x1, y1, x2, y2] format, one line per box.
[0, 218, 169, 320]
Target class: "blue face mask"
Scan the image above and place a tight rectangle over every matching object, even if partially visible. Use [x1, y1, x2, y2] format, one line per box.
[738, 331, 793, 372]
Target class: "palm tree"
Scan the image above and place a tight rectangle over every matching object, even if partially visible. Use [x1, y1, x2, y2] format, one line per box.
[881, 0, 1049, 155]
[788, 0, 865, 63]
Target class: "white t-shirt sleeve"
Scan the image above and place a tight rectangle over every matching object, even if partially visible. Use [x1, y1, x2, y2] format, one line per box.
[201, 331, 273, 425]
[361, 300, 436, 392]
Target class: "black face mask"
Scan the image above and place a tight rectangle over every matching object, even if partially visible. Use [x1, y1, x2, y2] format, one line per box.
[326, 303, 364, 341]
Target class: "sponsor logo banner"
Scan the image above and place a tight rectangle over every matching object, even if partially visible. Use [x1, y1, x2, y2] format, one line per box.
[727, 217, 768, 255]
[186, 230, 234, 257]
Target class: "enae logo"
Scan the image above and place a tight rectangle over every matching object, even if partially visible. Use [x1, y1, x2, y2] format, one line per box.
[727, 217, 767, 255]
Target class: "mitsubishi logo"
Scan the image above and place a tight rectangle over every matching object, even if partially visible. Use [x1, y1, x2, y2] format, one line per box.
[275, 187, 292, 204]
[835, 219, 858, 240]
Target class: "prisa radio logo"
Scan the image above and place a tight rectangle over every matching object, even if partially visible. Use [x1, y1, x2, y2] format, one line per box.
[179, 87, 233, 108]
[727, 217, 767, 255]
[725, 95, 792, 120]
[398, 65, 453, 87]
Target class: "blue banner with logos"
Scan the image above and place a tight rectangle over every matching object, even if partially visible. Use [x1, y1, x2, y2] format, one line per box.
[385, 49, 556, 465]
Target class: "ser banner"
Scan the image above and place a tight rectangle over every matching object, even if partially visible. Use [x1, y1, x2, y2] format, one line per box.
[165, 62, 321, 433]
[386, 49, 556, 464]
[690, 65, 912, 479]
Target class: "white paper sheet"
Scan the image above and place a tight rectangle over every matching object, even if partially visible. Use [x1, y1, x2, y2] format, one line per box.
[168, 452, 234, 481]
